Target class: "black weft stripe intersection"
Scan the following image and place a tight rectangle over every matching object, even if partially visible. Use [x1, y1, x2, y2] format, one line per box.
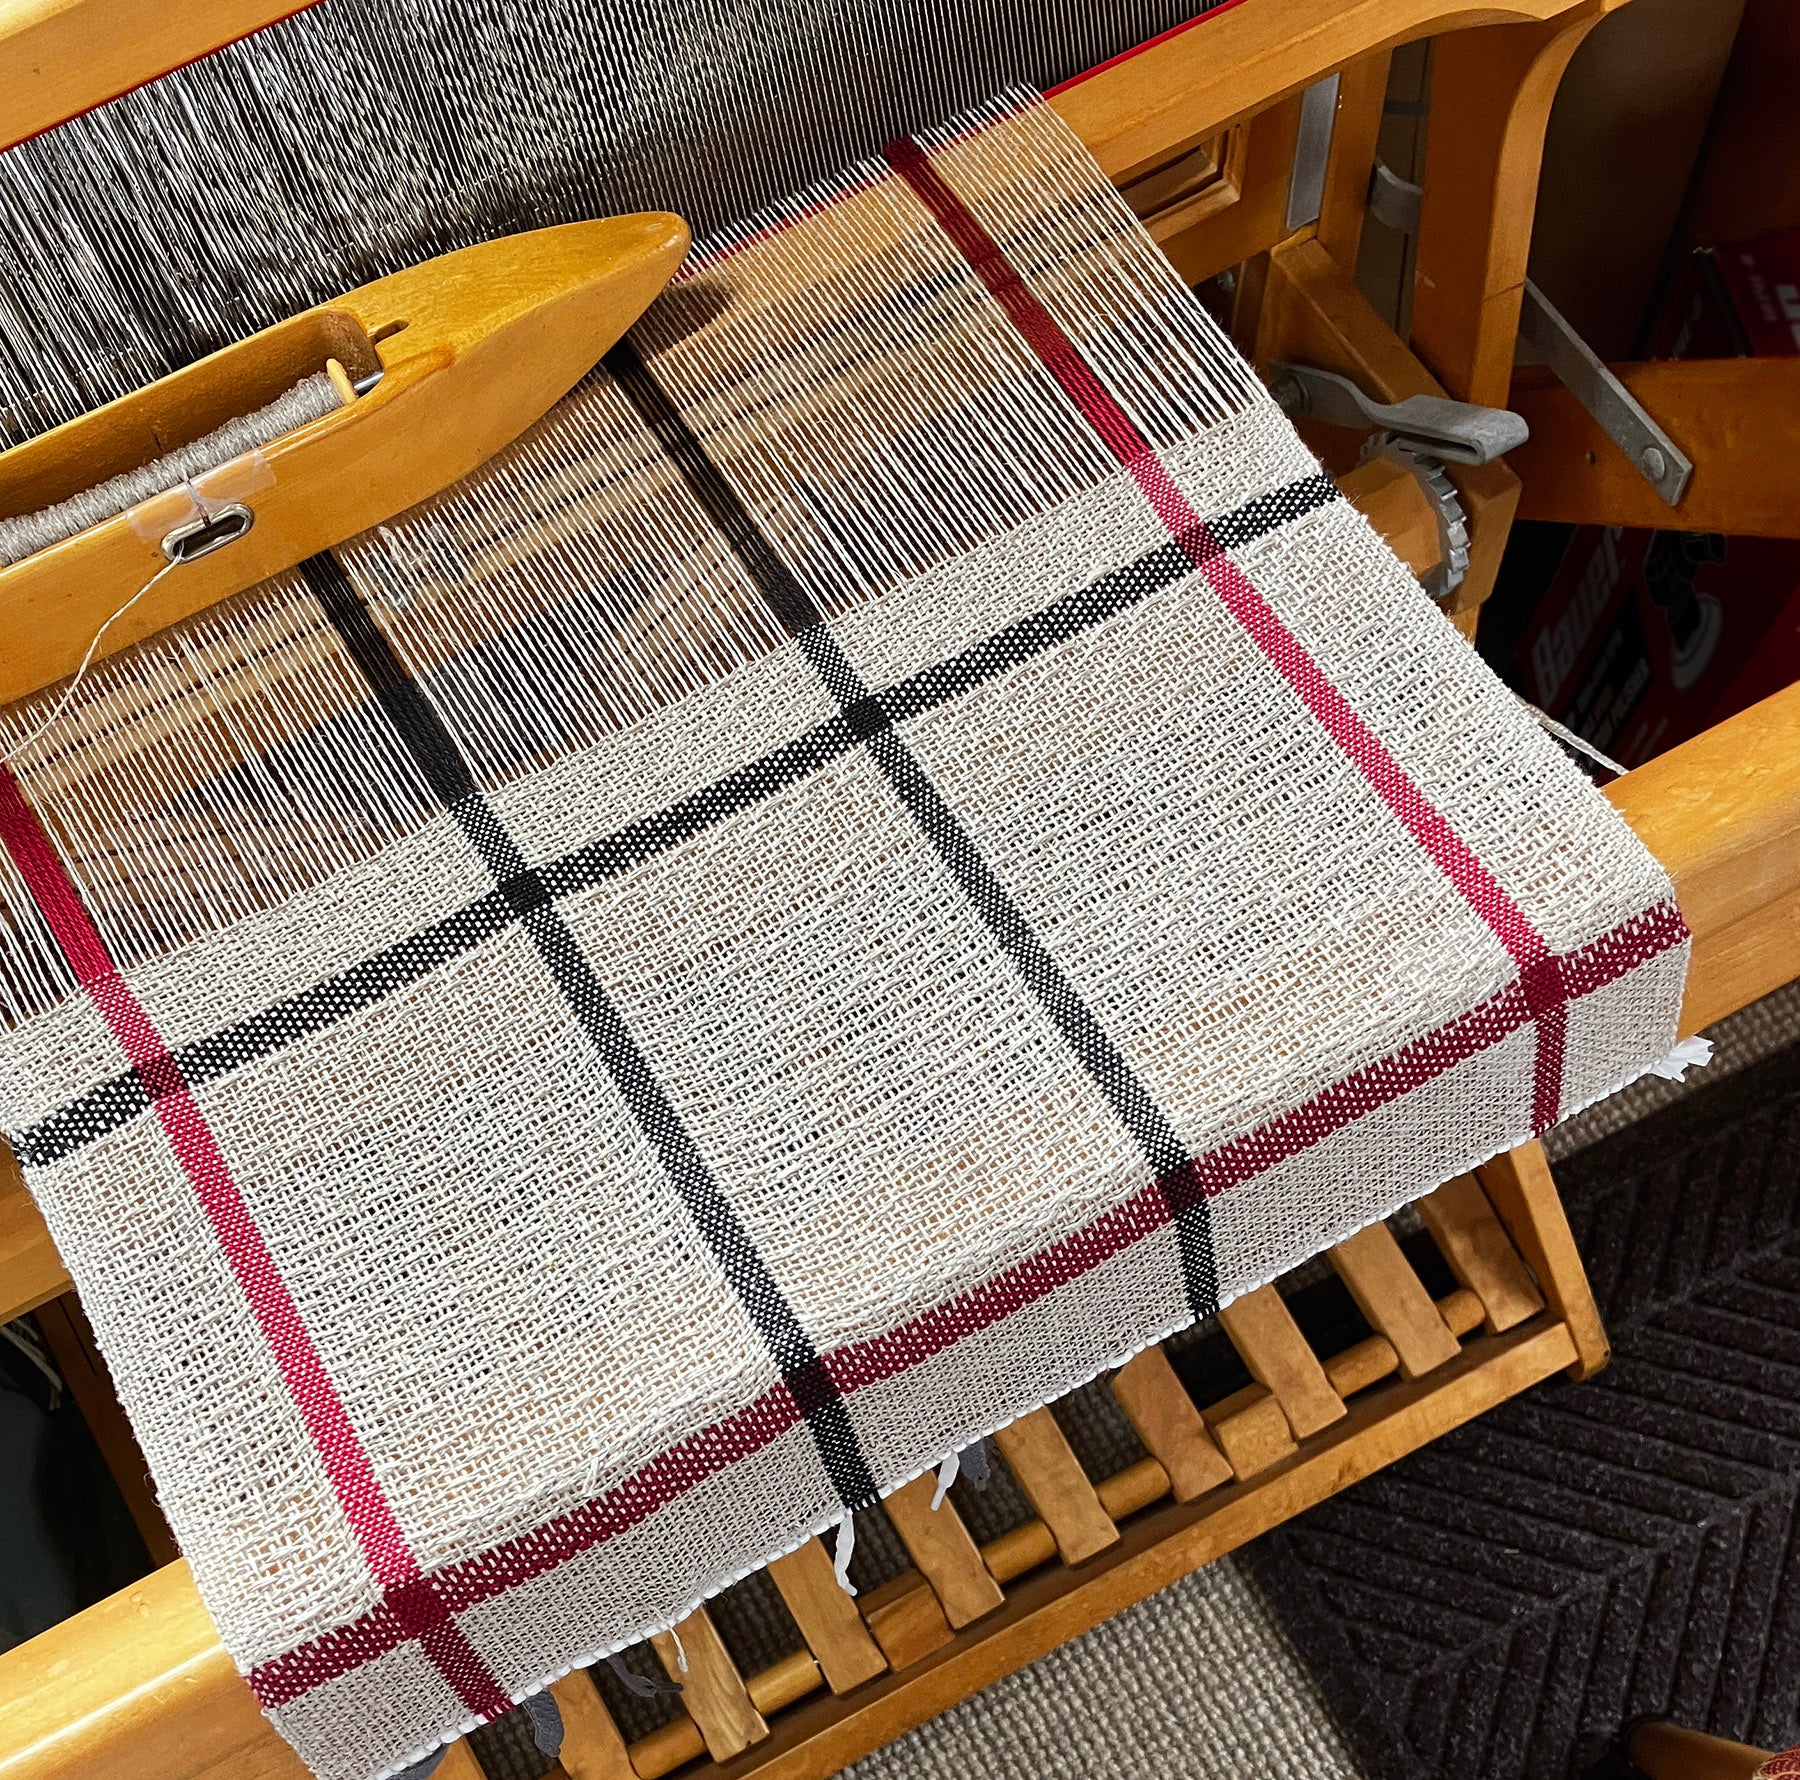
[604, 338, 1223, 1320]
[301, 551, 881, 1512]
[13, 475, 1337, 1170]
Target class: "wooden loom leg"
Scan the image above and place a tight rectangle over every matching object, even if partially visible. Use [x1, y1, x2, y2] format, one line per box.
[1315, 48, 1395, 274]
[765, 1539, 887, 1694]
[548, 1670, 638, 1780]
[1475, 1139, 1609, 1379]
[1409, 6, 1604, 409]
[652, 1609, 769, 1762]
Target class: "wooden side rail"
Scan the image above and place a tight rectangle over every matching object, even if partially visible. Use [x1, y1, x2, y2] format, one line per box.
[1609, 681, 1800, 1035]
[1508, 357, 1800, 538]
[2, 0, 1617, 161]
[0, 1166, 1596, 1780]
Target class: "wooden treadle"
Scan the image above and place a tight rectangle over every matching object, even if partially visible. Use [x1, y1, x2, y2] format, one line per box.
[548, 1147, 1598, 1780]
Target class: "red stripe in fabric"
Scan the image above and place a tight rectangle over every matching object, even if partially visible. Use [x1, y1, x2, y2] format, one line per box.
[253, 1381, 809, 1705]
[884, 135, 1565, 1119]
[1559, 899, 1689, 996]
[249, 902, 1685, 1708]
[0, 765, 509, 1722]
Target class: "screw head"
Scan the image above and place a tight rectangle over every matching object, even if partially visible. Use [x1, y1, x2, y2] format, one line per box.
[1640, 445, 1667, 481]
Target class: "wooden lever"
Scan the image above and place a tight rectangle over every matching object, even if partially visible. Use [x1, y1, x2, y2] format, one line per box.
[0, 213, 690, 708]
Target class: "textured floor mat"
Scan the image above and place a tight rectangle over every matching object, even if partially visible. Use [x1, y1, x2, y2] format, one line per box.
[1247, 1042, 1800, 1780]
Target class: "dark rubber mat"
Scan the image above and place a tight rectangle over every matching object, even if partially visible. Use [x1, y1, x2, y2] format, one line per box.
[1247, 1041, 1800, 1780]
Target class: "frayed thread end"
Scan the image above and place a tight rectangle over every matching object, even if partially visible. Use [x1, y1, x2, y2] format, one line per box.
[1645, 1035, 1713, 1081]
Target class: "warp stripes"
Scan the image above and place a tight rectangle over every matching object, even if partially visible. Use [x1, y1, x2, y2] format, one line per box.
[302, 551, 883, 1516]
[884, 135, 1572, 1134]
[0, 764, 515, 1725]
[246, 896, 1687, 1709]
[605, 336, 1222, 1322]
[11, 473, 1338, 1171]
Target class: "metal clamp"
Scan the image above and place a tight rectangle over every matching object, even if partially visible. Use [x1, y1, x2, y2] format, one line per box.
[1267, 363, 1529, 465]
[1517, 280, 1692, 507]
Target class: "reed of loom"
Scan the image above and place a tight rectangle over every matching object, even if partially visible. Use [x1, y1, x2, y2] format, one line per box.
[0, 1, 1795, 1779]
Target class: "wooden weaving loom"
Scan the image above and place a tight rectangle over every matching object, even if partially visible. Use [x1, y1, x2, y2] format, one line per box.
[0, 1, 1797, 1777]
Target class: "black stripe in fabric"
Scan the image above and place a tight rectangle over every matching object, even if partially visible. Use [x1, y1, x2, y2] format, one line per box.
[14, 895, 516, 1167]
[604, 342, 829, 650]
[302, 553, 881, 1513]
[15, 479, 1338, 1168]
[607, 345, 1221, 1319]
[1204, 472, 1337, 549]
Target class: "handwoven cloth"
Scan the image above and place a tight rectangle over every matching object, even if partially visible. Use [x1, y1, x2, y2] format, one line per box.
[0, 95, 1686, 1780]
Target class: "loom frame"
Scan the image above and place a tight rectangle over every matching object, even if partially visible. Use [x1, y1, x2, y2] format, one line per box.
[0, 1, 1796, 1777]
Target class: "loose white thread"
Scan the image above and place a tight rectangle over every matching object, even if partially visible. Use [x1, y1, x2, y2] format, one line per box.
[1645, 1035, 1713, 1081]
[668, 1624, 688, 1673]
[831, 1512, 857, 1596]
[1516, 694, 1628, 778]
[3, 555, 182, 760]
[930, 1448, 959, 1510]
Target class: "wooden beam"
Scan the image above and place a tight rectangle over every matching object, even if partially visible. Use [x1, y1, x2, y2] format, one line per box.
[1607, 681, 1800, 1034]
[1049, 0, 1607, 189]
[3, 0, 1608, 166]
[1408, 6, 1604, 406]
[0, 1140, 66, 1320]
[0, 0, 306, 152]
[0, 1557, 309, 1780]
[1508, 357, 1800, 538]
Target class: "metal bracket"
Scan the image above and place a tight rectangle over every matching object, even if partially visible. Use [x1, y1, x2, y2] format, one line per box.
[1517, 280, 1692, 507]
[1267, 363, 1528, 464]
[1367, 161, 1422, 234]
[1285, 74, 1340, 231]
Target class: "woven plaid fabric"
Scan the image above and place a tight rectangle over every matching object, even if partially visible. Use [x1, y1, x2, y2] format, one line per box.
[0, 95, 1686, 1780]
